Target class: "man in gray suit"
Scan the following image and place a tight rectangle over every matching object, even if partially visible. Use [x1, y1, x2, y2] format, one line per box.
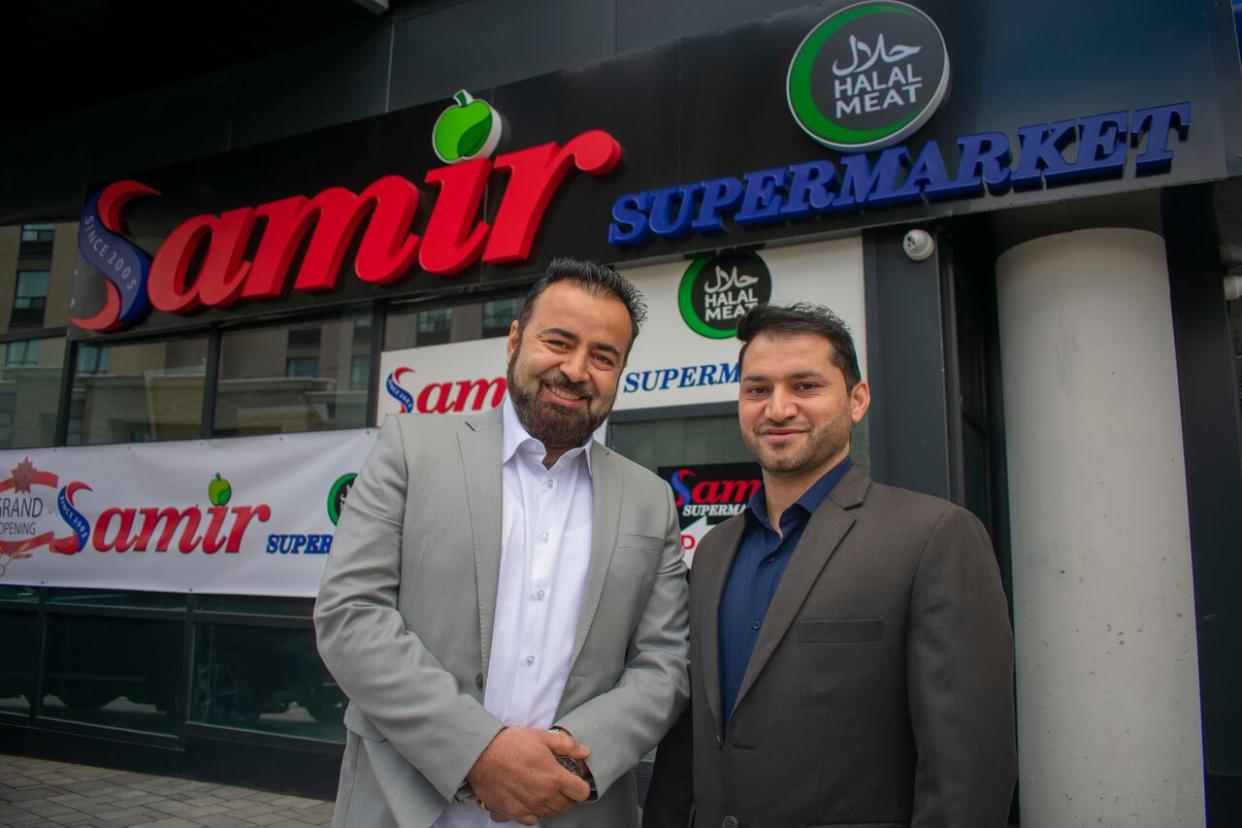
[316, 259, 689, 828]
[644, 303, 1016, 828]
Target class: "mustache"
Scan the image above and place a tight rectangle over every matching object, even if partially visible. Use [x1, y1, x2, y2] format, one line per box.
[544, 371, 593, 399]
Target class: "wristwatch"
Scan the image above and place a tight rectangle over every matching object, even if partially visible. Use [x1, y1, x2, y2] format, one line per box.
[547, 726, 581, 776]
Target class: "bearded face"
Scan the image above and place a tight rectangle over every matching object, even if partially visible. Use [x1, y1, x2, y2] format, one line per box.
[504, 282, 632, 455]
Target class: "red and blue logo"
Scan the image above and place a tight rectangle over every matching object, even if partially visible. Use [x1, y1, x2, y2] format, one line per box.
[386, 367, 416, 413]
[72, 182, 158, 332]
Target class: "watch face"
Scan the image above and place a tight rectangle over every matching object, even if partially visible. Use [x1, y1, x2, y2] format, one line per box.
[555, 755, 580, 776]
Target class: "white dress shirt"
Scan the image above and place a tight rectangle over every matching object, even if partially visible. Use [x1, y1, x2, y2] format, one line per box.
[435, 396, 595, 828]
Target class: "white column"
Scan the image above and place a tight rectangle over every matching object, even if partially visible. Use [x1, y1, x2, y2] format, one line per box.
[996, 228, 1205, 827]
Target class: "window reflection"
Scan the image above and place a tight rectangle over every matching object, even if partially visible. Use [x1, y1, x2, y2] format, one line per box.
[191, 625, 344, 740]
[215, 313, 369, 436]
[4, 219, 75, 331]
[384, 296, 522, 352]
[42, 615, 183, 733]
[67, 337, 207, 445]
[0, 609, 38, 714]
[608, 415, 754, 475]
[0, 337, 65, 448]
[12, 270, 50, 328]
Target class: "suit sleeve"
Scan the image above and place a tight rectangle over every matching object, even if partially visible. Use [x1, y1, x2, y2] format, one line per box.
[906, 506, 1017, 828]
[314, 416, 504, 801]
[554, 484, 691, 797]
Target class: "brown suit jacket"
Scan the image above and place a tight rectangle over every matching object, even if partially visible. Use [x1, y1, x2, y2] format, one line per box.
[644, 466, 1016, 828]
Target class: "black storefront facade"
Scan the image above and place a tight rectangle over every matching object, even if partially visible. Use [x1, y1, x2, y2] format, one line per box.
[1, 1, 1241, 824]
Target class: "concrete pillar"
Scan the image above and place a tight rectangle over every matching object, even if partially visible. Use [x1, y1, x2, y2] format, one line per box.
[996, 228, 1205, 827]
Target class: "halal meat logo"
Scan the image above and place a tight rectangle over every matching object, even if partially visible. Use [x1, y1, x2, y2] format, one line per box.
[678, 251, 772, 339]
[787, 1, 950, 152]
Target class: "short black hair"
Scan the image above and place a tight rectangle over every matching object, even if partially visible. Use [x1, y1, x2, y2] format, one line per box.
[737, 302, 862, 389]
[515, 257, 648, 349]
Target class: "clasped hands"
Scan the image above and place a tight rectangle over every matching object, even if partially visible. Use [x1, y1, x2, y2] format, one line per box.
[466, 726, 592, 824]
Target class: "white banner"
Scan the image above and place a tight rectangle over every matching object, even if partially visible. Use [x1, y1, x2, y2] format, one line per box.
[376, 237, 866, 419]
[0, 429, 377, 597]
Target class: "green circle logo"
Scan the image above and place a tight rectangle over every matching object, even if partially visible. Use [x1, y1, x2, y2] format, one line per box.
[678, 252, 772, 339]
[432, 91, 503, 164]
[327, 473, 357, 526]
[787, 1, 950, 152]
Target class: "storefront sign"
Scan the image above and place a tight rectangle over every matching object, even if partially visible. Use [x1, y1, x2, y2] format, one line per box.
[678, 251, 772, 339]
[787, 1, 950, 152]
[608, 101, 1191, 248]
[377, 337, 508, 422]
[372, 238, 866, 416]
[0, 430, 377, 596]
[72, 129, 623, 332]
[617, 238, 865, 409]
[659, 461, 761, 567]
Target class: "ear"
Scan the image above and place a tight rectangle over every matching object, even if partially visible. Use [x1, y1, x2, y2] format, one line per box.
[507, 319, 520, 360]
[849, 379, 871, 424]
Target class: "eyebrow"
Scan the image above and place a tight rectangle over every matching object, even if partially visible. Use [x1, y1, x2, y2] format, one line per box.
[539, 327, 623, 358]
[741, 370, 827, 383]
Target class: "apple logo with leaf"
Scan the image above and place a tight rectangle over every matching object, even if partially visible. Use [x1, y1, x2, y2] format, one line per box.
[432, 90, 504, 164]
[208, 473, 232, 507]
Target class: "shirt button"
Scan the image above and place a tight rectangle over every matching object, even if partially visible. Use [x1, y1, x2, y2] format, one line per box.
[543, 479, 554, 489]
[533, 589, 546, 600]
[751, 619, 761, 631]
[526, 655, 536, 666]
[539, 530, 550, 542]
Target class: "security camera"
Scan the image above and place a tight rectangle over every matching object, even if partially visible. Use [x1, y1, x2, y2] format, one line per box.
[902, 228, 935, 262]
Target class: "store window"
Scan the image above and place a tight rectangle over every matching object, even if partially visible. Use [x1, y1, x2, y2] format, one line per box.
[11, 270, 49, 328]
[417, 307, 453, 346]
[215, 312, 369, 436]
[608, 414, 753, 474]
[483, 297, 522, 338]
[0, 337, 65, 449]
[41, 614, 183, 734]
[0, 586, 38, 716]
[66, 336, 208, 445]
[385, 296, 522, 351]
[190, 624, 344, 740]
[0, 610, 38, 715]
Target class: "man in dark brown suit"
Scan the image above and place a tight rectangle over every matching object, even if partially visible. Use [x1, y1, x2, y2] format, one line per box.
[644, 303, 1016, 828]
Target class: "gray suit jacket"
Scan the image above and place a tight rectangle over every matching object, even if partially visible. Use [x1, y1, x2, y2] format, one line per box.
[315, 408, 690, 828]
[645, 466, 1016, 828]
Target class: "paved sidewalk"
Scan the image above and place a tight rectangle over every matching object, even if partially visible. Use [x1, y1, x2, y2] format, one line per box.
[0, 755, 334, 828]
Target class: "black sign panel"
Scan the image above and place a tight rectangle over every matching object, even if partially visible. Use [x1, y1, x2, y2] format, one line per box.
[70, 0, 1242, 337]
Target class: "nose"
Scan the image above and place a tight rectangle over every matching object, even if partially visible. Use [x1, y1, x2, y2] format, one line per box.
[561, 348, 590, 383]
[767, 386, 798, 420]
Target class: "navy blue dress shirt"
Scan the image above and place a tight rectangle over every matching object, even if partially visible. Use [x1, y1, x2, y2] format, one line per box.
[718, 457, 853, 729]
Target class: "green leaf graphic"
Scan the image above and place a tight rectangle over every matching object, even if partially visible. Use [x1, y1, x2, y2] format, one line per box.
[457, 113, 493, 158]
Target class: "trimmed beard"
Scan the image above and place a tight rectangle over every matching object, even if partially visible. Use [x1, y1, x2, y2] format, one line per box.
[506, 349, 607, 450]
[741, 419, 849, 478]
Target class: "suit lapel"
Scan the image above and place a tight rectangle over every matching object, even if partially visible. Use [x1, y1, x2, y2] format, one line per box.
[699, 515, 747, 740]
[568, 441, 622, 670]
[459, 408, 504, 679]
[731, 466, 870, 717]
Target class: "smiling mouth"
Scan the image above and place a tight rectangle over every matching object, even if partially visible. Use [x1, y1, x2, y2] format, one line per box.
[542, 382, 590, 406]
[759, 428, 805, 441]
